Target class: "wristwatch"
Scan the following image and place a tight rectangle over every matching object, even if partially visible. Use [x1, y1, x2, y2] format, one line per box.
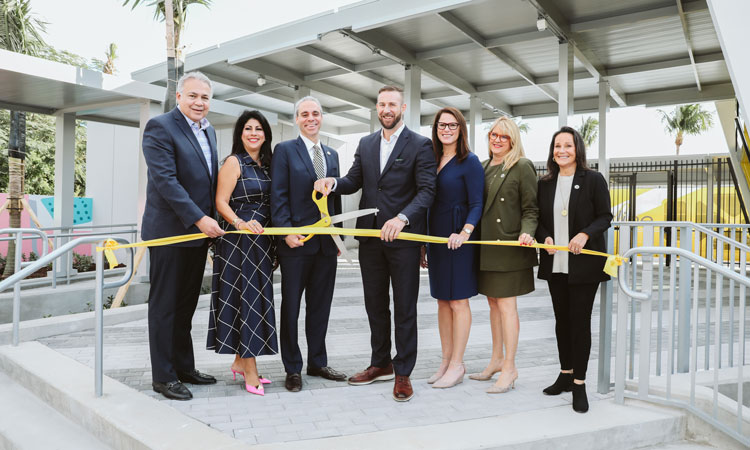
[397, 213, 409, 225]
[462, 227, 473, 235]
[232, 217, 243, 227]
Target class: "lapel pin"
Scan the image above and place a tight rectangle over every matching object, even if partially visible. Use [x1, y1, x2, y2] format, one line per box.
[574, 184, 580, 189]
[327, 151, 331, 155]
[500, 174, 505, 178]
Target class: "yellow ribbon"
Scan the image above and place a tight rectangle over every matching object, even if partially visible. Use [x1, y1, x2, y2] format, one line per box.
[97, 192, 625, 277]
[102, 239, 119, 269]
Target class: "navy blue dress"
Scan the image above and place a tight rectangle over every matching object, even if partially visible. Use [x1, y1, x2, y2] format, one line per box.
[207, 154, 278, 358]
[427, 152, 485, 300]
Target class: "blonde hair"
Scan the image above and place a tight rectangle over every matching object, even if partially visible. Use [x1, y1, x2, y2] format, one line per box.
[487, 116, 525, 170]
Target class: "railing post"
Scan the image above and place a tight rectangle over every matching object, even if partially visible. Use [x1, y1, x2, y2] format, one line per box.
[677, 225, 692, 372]
[95, 245, 104, 398]
[597, 227, 615, 394]
[11, 232, 22, 346]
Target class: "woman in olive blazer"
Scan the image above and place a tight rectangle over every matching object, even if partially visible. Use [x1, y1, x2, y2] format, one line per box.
[470, 116, 538, 394]
[535, 126, 612, 414]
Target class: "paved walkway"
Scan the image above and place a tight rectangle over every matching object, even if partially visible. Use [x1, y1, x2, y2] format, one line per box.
[40, 260, 613, 446]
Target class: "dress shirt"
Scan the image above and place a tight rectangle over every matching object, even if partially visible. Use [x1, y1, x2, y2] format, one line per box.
[179, 109, 213, 176]
[380, 122, 405, 173]
[552, 174, 574, 273]
[300, 134, 327, 175]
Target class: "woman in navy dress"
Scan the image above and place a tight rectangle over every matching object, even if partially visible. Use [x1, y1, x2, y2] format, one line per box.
[420, 107, 484, 389]
[207, 110, 278, 396]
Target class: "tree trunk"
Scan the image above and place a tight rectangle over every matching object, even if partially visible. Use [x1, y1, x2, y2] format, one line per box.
[675, 131, 683, 156]
[164, 0, 177, 112]
[4, 111, 27, 278]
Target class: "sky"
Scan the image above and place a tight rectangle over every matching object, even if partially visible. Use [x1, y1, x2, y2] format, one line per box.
[29, 0, 730, 162]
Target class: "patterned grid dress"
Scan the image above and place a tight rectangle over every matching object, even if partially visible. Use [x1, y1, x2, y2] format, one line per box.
[207, 153, 278, 358]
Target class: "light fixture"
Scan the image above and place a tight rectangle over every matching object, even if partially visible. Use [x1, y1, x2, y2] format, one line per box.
[536, 14, 547, 31]
[256, 75, 267, 87]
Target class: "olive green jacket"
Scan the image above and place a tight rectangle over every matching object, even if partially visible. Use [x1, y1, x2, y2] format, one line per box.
[479, 157, 539, 272]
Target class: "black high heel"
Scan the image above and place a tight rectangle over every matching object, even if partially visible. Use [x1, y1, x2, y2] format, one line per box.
[542, 372, 573, 395]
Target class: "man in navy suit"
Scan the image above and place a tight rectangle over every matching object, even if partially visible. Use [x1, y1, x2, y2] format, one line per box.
[315, 86, 437, 401]
[141, 72, 224, 401]
[271, 96, 347, 392]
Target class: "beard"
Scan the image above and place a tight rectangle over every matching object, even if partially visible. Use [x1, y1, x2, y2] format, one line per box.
[378, 110, 402, 130]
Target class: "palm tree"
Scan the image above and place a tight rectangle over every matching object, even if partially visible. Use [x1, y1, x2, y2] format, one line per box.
[93, 43, 118, 74]
[576, 117, 599, 148]
[658, 104, 714, 155]
[516, 120, 530, 134]
[123, 0, 211, 111]
[0, 0, 47, 277]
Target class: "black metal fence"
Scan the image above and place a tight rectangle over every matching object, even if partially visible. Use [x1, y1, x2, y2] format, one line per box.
[535, 157, 749, 225]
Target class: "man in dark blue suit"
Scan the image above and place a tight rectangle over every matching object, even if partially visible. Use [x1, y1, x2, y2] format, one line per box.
[271, 96, 347, 392]
[141, 72, 224, 400]
[315, 86, 437, 401]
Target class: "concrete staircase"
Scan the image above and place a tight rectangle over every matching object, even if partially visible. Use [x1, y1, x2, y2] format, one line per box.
[0, 259, 738, 449]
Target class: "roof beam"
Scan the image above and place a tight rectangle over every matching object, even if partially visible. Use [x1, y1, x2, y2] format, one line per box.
[54, 98, 145, 115]
[675, 0, 702, 91]
[346, 29, 512, 115]
[415, 29, 552, 60]
[570, 0, 707, 32]
[238, 59, 376, 109]
[527, 0, 628, 107]
[512, 82, 733, 117]
[437, 11, 557, 102]
[299, 45, 401, 86]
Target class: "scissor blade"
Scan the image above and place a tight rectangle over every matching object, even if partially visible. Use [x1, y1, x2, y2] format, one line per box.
[329, 208, 379, 225]
[332, 234, 352, 263]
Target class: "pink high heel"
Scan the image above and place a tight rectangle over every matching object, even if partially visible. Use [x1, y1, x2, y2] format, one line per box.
[232, 369, 271, 384]
[245, 383, 264, 396]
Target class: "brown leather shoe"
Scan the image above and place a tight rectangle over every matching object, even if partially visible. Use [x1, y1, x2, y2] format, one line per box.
[347, 364, 395, 386]
[393, 375, 413, 402]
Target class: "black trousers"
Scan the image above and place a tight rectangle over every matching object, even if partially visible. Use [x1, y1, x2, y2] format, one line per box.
[547, 273, 600, 380]
[358, 240, 420, 376]
[148, 243, 208, 383]
[279, 252, 337, 374]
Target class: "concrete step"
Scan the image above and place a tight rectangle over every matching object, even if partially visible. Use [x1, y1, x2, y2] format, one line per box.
[248, 399, 688, 450]
[0, 372, 111, 450]
[0, 341, 245, 450]
[641, 442, 718, 449]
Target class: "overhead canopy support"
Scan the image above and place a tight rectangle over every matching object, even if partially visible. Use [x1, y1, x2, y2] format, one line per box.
[675, 0, 702, 91]
[598, 80, 610, 182]
[404, 66, 421, 130]
[558, 41, 574, 127]
[54, 113, 77, 275]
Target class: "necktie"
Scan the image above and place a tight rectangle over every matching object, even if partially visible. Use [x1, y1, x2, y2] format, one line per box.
[312, 144, 325, 179]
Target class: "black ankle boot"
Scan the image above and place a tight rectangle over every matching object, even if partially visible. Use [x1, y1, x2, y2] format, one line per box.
[571, 382, 589, 413]
[542, 372, 573, 395]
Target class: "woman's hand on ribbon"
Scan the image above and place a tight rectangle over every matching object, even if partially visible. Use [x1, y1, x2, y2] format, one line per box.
[568, 232, 589, 255]
[518, 233, 534, 247]
[447, 232, 468, 250]
[544, 236, 556, 255]
[241, 219, 264, 234]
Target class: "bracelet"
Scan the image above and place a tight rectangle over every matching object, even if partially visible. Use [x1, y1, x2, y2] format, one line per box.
[232, 217, 243, 227]
[462, 227, 473, 235]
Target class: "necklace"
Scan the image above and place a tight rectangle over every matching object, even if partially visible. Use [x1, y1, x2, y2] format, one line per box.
[558, 176, 572, 217]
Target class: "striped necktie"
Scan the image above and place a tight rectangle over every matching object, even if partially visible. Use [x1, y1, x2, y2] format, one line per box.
[312, 144, 325, 179]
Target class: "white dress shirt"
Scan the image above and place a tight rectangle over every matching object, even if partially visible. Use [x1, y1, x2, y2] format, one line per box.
[552, 174, 574, 274]
[300, 134, 327, 175]
[379, 122, 405, 173]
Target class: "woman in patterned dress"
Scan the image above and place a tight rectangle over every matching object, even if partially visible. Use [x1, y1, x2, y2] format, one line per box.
[208, 110, 278, 396]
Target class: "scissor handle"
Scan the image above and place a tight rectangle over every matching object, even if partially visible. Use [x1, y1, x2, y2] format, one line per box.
[299, 190, 332, 242]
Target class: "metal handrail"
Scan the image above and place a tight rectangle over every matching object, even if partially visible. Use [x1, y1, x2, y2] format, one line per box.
[613, 221, 750, 254]
[0, 232, 135, 397]
[615, 246, 750, 447]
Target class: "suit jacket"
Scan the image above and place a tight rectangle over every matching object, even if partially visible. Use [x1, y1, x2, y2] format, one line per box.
[141, 107, 218, 246]
[335, 126, 437, 247]
[479, 157, 539, 271]
[536, 168, 613, 283]
[271, 137, 342, 257]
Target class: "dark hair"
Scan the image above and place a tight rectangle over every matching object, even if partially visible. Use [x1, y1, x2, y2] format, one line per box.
[430, 107, 470, 163]
[542, 126, 589, 180]
[231, 110, 273, 168]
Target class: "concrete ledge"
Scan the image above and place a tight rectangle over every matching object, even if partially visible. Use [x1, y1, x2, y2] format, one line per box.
[251, 399, 685, 450]
[0, 341, 246, 450]
[0, 294, 209, 346]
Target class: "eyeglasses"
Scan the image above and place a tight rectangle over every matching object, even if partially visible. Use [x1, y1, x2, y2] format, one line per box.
[489, 133, 511, 142]
[436, 122, 460, 130]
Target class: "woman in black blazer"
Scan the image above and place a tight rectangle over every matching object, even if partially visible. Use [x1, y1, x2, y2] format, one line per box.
[535, 126, 612, 413]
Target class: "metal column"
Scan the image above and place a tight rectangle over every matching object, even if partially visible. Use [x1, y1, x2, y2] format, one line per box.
[404, 65, 422, 131]
[558, 41, 574, 128]
[53, 112, 77, 278]
[469, 95, 482, 153]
